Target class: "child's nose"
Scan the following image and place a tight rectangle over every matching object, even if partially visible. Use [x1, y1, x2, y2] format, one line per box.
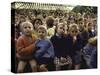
[26, 27, 30, 30]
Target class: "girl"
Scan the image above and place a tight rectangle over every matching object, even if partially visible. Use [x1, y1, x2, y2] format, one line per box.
[66, 24, 83, 69]
[16, 21, 37, 73]
[51, 23, 72, 70]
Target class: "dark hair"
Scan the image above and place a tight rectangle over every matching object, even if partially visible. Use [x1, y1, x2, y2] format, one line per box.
[78, 18, 83, 22]
[32, 17, 43, 30]
[46, 16, 54, 28]
[32, 17, 43, 25]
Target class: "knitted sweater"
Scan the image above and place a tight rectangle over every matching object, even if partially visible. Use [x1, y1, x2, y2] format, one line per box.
[50, 34, 70, 58]
[16, 34, 37, 60]
[83, 43, 97, 68]
[35, 38, 55, 59]
[66, 34, 83, 56]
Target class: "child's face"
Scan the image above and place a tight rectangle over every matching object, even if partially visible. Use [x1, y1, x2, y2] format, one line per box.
[34, 20, 42, 30]
[70, 27, 78, 37]
[79, 21, 84, 26]
[88, 23, 93, 30]
[70, 19, 75, 24]
[57, 25, 65, 35]
[22, 23, 33, 36]
[54, 19, 59, 26]
[38, 28, 46, 38]
[78, 22, 84, 31]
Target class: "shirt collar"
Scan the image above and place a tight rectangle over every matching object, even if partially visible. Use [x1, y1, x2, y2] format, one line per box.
[56, 33, 62, 38]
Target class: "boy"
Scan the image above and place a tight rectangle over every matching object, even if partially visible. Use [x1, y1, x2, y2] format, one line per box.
[35, 25, 55, 71]
[87, 22, 96, 38]
[51, 23, 72, 70]
[16, 21, 37, 73]
[83, 36, 97, 68]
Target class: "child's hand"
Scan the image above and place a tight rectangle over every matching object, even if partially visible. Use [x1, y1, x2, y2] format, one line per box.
[39, 64, 48, 71]
[60, 57, 67, 63]
[40, 64, 47, 68]
[35, 46, 40, 50]
[73, 36, 77, 40]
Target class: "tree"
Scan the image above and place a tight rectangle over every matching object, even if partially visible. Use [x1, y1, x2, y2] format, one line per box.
[72, 5, 97, 14]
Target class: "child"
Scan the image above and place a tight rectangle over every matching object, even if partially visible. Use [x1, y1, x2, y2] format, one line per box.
[46, 16, 55, 39]
[79, 24, 89, 47]
[16, 21, 37, 73]
[87, 22, 97, 38]
[50, 23, 72, 70]
[67, 24, 83, 69]
[83, 36, 97, 68]
[32, 17, 43, 36]
[35, 25, 55, 71]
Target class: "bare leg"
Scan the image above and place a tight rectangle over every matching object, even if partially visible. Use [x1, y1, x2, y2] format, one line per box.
[17, 61, 27, 73]
[29, 59, 37, 72]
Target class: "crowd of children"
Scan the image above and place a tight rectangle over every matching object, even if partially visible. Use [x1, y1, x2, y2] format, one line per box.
[12, 8, 97, 73]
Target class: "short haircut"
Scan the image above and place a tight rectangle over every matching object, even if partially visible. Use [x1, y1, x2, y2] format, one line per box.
[32, 17, 43, 25]
[46, 16, 54, 28]
[55, 23, 65, 33]
[69, 23, 79, 31]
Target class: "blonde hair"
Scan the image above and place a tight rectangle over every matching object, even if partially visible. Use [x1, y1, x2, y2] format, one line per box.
[69, 23, 79, 31]
[88, 36, 97, 45]
[37, 25, 47, 32]
[20, 21, 33, 31]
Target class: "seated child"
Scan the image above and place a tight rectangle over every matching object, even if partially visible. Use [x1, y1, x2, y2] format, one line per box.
[82, 36, 97, 68]
[35, 25, 55, 71]
[51, 23, 72, 70]
[67, 23, 83, 69]
[16, 21, 37, 73]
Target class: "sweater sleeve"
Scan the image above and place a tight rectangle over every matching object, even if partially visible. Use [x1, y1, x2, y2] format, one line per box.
[16, 37, 36, 56]
[35, 47, 47, 58]
[35, 40, 50, 58]
[48, 41, 55, 58]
